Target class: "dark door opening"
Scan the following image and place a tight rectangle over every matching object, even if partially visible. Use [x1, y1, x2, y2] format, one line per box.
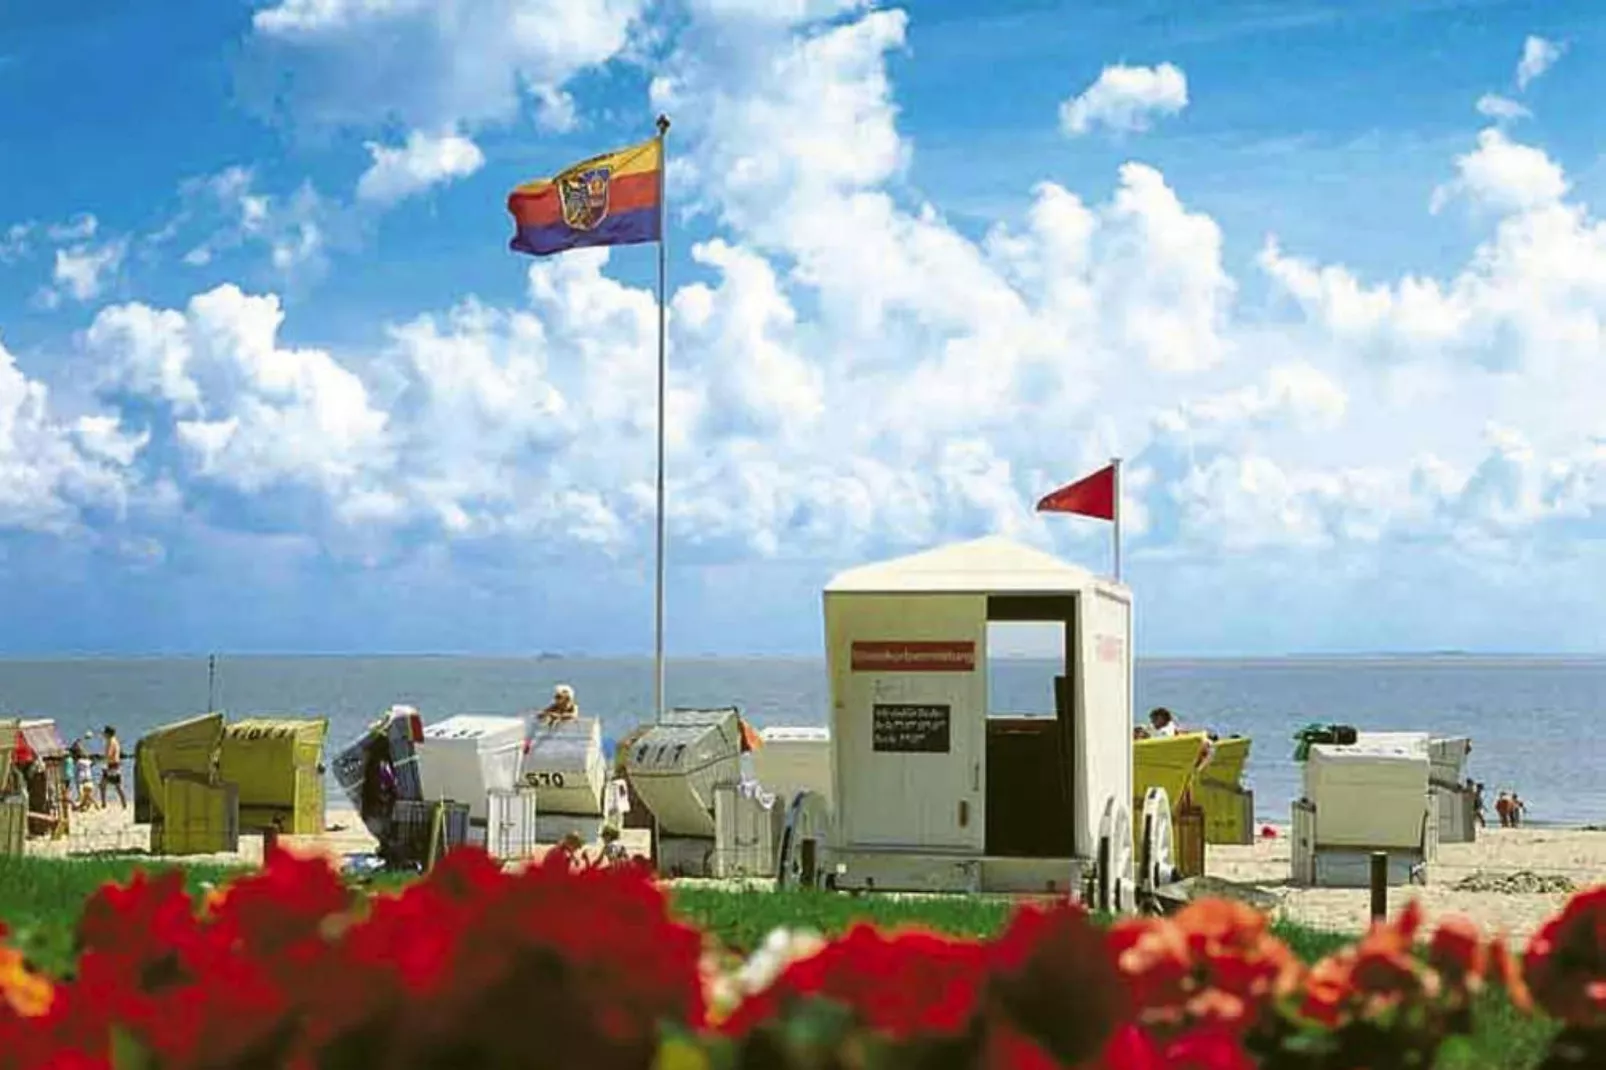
[984, 596, 1077, 858]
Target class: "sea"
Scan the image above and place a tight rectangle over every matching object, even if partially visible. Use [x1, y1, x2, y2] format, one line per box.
[1, 655, 1602, 827]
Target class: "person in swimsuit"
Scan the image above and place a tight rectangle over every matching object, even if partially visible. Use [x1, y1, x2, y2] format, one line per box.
[538, 685, 580, 726]
[99, 725, 126, 809]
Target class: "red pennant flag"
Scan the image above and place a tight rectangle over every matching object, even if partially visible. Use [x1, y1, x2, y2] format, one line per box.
[1037, 464, 1116, 520]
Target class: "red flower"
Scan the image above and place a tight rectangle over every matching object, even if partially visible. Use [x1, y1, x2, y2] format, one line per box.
[977, 1019, 1069, 1070]
[1160, 1026, 1258, 1070]
[1111, 899, 1299, 1036]
[723, 923, 988, 1040]
[984, 899, 1128, 1067]
[63, 863, 306, 1070]
[300, 848, 704, 1070]
[1427, 915, 1485, 990]
[1299, 900, 1453, 1029]
[1524, 883, 1606, 1028]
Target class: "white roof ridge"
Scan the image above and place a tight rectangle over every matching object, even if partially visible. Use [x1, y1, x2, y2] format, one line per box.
[825, 534, 1115, 595]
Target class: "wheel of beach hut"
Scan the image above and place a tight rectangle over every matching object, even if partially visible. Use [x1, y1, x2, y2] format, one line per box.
[1096, 797, 1116, 912]
[1096, 796, 1137, 913]
[1139, 787, 1176, 893]
[775, 789, 830, 890]
[1108, 798, 1135, 912]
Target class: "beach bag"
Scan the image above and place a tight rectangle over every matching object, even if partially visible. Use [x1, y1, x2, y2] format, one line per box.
[1292, 723, 1359, 761]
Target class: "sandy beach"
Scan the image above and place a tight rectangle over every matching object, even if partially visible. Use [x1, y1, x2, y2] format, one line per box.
[1209, 825, 1606, 940]
[22, 803, 379, 866]
[23, 803, 649, 870]
[25, 805, 1605, 940]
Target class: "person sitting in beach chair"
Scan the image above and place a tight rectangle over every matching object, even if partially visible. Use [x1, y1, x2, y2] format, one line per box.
[598, 824, 628, 866]
[360, 734, 400, 864]
[1147, 707, 1179, 739]
[538, 684, 580, 726]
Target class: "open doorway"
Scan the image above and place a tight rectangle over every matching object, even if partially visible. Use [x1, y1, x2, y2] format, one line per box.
[984, 597, 1077, 858]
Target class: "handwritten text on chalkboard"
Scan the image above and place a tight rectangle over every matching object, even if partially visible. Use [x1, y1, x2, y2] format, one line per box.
[872, 703, 951, 753]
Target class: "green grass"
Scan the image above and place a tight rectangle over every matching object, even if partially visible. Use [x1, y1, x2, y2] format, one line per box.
[0, 855, 245, 976]
[0, 857, 1560, 1068]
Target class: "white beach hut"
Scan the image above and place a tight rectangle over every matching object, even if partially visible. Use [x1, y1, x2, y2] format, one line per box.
[785, 535, 1140, 908]
[752, 725, 832, 806]
[416, 715, 527, 831]
[1292, 731, 1438, 887]
[1428, 736, 1475, 844]
[521, 716, 611, 842]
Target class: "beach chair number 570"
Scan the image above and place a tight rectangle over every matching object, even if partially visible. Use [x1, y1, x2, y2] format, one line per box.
[527, 772, 567, 789]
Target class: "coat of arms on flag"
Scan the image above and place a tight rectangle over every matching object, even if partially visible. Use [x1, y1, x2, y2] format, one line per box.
[558, 163, 612, 231]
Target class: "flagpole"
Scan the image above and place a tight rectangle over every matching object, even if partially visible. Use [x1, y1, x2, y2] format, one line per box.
[654, 114, 671, 726]
[1111, 456, 1123, 582]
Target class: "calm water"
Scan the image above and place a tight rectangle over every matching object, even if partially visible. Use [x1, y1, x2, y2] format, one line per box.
[1, 656, 1601, 825]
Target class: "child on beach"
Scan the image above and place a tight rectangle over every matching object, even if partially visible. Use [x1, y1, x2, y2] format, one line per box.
[68, 739, 96, 811]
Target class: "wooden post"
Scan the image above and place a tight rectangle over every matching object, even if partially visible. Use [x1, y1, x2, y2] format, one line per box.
[1097, 833, 1112, 913]
[1369, 851, 1388, 920]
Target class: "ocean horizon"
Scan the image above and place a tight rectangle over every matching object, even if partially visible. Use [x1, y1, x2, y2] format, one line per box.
[3, 654, 1601, 827]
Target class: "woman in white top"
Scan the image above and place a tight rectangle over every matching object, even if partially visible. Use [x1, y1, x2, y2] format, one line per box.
[1147, 707, 1179, 738]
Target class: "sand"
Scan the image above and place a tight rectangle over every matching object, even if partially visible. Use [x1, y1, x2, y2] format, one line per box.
[1207, 825, 1606, 940]
[22, 803, 379, 866]
[26, 805, 1604, 940]
[22, 803, 649, 870]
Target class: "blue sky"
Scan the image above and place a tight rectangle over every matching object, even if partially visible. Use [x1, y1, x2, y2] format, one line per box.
[3, 0, 1606, 656]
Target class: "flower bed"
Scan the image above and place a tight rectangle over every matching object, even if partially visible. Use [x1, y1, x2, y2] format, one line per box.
[0, 847, 1599, 1069]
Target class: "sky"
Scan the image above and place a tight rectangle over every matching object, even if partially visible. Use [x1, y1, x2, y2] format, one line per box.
[3, 0, 1606, 657]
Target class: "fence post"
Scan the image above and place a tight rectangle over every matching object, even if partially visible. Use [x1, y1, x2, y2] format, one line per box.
[1369, 851, 1388, 920]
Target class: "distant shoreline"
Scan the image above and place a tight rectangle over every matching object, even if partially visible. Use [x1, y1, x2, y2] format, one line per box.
[3, 652, 1606, 663]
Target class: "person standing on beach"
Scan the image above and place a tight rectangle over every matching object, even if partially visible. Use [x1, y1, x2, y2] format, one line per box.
[99, 726, 126, 809]
[68, 738, 96, 811]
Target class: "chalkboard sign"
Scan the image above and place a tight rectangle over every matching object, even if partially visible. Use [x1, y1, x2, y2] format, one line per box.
[872, 703, 951, 754]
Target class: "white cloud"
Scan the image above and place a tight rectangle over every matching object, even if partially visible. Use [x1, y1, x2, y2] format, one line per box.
[1429, 128, 1568, 216]
[51, 238, 127, 302]
[0, 335, 139, 533]
[355, 129, 485, 205]
[252, 0, 422, 34]
[11, 2, 1606, 619]
[1515, 35, 1563, 90]
[0, 222, 30, 263]
[683, 0, 869, 22]
[175, 166, 330, 278]
[1059, 62, 1189, 137]
[1475, 93, 1529, 122]
[248, 0, 648, 134]
[85, 285, 393, 513]
[45, 214, 98, 243]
